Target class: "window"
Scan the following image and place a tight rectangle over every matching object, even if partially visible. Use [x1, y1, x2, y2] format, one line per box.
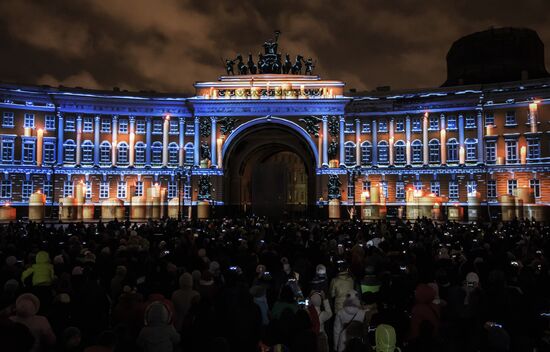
[465, 115, 476, 129]
[429, 116, 439, 130]
[1, 180, 12, 198]
[136, 119, 146, 134]
[412, 117, 421, 131]
[505, 111, 516, 126]
[378, 119, 388, 132]
[24, 113, 34, 128]
[101, 118, 111, 133]
[362, 181, 371, 192]
[485, 140, 496, 163]
[99, 182, 109, 199]
[135, 142, 146, 165]
[485, 112, 494, 126]
[378, 141, 389, 163]
[428, 139, 440, 163]
[168, 142, 179, 166]
[63, 140, 76, 163]
[446, 115, 457, 130]
[168, 182, 178, 199]
[347, 182, 354, 201]
[530, 179, 541, 198]
[65, 117, 75, 131]
[449, 181, 459, 200]
[63, 181, 73, 197]
[185, 143, 194, 165]
[487, 180, 497, 199]
[85, 181, 92, 199]
[467, 181, 477, 196]
[1, 137, 14, 163]
[22, 181, 33, 200]
[527, 139, 540, 160]
[344, 122, 355, 133]
[380, 181, 388, 198]
[43, 181, 52, 200]
[507, 179, 517, 195]
[394, 140, 406, 164]
[430, 181, 440, 196]
[447, 138, 458, 162]
[396, 182, 405, 200]
[118, 119, 128, 134]
[344, 142, 356, 166]
[505, 140, 518, 163]
[185, 122, 195, 135]
[2, 112, 14, 128]
[360, 141, 371, 165]
[184, 184, 191, 199]
[465, 138, 477, 162]
[414, 181, 423, 191]
[117, 142, 129, 165]
[395, 118, 404, 132]
[151, 141, 163, 165]
[100, 141, 111, 164]
[361, 122, 371, 133]
[81, 141, 94, 164]
[411, 140, 422, 163]
[117, 181, 127, 199]
[45, 115, 55, 130]
[83, 117, 93, 132]
[169, 120, 179, 134]
[135, 181, 143, 196]
[43, 141, 55, 164]
[153, 119, 163, 134]
[22, 139, 35, 164]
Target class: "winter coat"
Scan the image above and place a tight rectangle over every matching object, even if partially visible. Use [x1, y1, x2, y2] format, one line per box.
[9, 293, 56, 352]
[330, 272, 355, 312]
[137, 302, 180, 352]
[333, 304, 366, 352]
[21, 251, 54, 287]
[409, 284, 440, 340]
[171, 273, 200, 331]
[374, 324, 401, 352]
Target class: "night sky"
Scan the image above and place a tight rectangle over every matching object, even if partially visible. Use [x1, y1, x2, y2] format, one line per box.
[1, 0, 549, 95]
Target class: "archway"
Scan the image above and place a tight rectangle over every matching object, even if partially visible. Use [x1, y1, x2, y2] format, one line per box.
[223, 118, 317, 218]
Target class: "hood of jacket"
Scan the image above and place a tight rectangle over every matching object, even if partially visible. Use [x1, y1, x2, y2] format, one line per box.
[35, 251, 51, 264]
[415, 283, 436, 304]
[375, 324, 397, 352]
[15, 293, 40, 318]
[144, 301, 170, 326]
[179, 272, 193, 289]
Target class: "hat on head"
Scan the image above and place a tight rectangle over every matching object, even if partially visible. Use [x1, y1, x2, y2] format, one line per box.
[5, 256, 17, 266]
[15, 293, 40, 318]
[466, 272, 480, 285]
[316, 264, 327, 276]
[71, 266, 84, 276]
[53, 255, 64, 265]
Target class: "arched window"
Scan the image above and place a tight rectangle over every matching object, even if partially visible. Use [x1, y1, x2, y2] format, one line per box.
[360, 141, 371, 165]
[168, 142, 179, 166]
[117, 142, 129, 165]
[81, 140, 94, 164]
[447, 138, 458, 162]
[100, 141, 111, 164]
[378, 140, 389, 164]
[394, 140, 406, 164]
[411, 140, 423, 163]
[135, 142, 146, 165]
[428, 139, 440, 163]
[151, 141, 162, 165]
[344, 141, 356, 166]
[184, 143, 194, 165]
[63, 139, 76, 163]
[465, 138, 477, 162]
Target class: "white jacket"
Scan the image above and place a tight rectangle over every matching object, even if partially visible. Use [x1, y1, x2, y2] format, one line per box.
[333, 305, 366, 352]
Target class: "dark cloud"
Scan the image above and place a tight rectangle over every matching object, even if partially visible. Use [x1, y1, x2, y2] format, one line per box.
[0, 0, 549, 94]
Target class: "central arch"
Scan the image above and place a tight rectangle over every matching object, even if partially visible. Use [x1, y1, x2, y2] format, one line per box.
[223, 117, 318, 218]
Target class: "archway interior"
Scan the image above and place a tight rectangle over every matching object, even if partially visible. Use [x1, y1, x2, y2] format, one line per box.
[223, 123, 316, 218]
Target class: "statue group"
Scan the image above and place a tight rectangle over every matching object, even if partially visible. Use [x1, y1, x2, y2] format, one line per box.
[225, 30, 315, 76]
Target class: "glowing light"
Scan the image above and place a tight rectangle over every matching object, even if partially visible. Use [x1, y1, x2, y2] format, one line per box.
[165, 114, 170, 121]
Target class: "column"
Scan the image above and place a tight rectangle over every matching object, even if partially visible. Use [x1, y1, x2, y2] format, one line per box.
[422, 112, 429, 165]
[36, 128, 44, 167]
[179, 117, 185, 167]
[322, 116, 328, 166]
[440, 114, 447, 165]
[145, 116, 152, 167]
[111, 115, 118, 166]
[458, 114, 465, 164]
[56, 112, 64, 165]
[194, 116, 200, 166]
[129, 116, 135, 167]
[389, 117, 395, 166]
[75, 115, 82, 166]
[405, 115, 411, 166]
[529, 101, 538, 133]
[94, 116, 100, 166]
[372, 119, 378, 166]
[339, 116, 345, 166]
[162, 115, 169, 167]
[477, 110, 484, 164]
[355, 118, 361, 167]
[210, 117, 217, 167]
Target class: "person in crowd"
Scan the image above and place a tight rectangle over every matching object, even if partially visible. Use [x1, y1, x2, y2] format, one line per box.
[334, 293, 367, 352]
[137, 301, 180, 352]
[9, 293, 56, 352]
[330, 263, 355, 312]
[307, 290, 332, 352]
[171, 272, 200, 333]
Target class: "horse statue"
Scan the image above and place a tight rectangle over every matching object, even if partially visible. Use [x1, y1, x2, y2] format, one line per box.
[272, 53, 282, 74]
[283, 54, 292, 74]
[225, 59, 235, 75]
[247, 53, 257, 74]
[236, 54, 248, 75]
[291, 55, 304, 74]
[304, 58, 315, 75]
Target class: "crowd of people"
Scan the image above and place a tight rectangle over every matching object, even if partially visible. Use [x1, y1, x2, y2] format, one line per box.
[0, 216, 549, 352]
